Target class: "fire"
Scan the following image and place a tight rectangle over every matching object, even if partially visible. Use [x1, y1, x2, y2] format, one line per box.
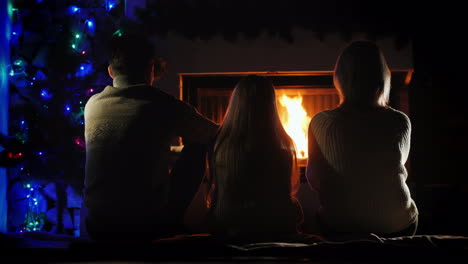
[278, 93, 311, 159]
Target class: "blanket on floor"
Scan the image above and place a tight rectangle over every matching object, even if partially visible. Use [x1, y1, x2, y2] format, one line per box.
[2, 232, 468, 263]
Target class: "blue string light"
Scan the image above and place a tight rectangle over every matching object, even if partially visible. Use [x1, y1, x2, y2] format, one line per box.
[106, 0, 118, 11]
[69, 5, 80, 14]
[75, 62, 93, 77]
[40, 89, 52, 100]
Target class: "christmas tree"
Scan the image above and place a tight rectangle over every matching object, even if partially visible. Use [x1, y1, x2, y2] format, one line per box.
[2, 0, 125, 235]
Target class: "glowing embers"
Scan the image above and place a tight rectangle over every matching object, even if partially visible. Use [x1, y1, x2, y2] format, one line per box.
[277, 92, 311, 159]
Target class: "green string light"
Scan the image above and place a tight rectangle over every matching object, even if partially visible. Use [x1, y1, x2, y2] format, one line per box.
[113, 29, 123, 37]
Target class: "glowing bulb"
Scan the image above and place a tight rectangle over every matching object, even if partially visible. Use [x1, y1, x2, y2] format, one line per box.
[40, 89, 51, 99]
[75, 34, 80, 39]
[9, 69, 14, 76]
[80, 66, 84, 70]
[72, 44, 76, 49]
[69, 6, 80, 14]
[26, 184, 31, 188]
[87, 20, 93, 27]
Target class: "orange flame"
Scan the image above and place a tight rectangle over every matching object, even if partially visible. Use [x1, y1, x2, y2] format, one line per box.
[278, 93, 311, 159]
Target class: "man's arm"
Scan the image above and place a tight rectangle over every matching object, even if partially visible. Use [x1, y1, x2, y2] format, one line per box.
[174, 99, 219, 145]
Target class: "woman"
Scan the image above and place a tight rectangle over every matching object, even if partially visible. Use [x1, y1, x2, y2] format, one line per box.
[306, 41, 418, 238]
[206, 75, 303, 242]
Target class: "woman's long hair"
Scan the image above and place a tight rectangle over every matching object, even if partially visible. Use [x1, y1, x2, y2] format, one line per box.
[208, 75, 299, 213]
[334, 40, 391, 108]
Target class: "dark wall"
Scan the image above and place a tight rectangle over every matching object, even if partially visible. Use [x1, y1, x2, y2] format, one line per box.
[409, 33, 468, 235]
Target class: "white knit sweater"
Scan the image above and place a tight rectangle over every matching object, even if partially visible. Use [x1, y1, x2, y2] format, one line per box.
[83, 76, 217, 233]
[307, 106, 418, 234]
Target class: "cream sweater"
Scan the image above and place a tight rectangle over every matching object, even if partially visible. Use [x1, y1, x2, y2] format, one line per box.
[83, 76, 217, 233]
[308, 106, 418, 234]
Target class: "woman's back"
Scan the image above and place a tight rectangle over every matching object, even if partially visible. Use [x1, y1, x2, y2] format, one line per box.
[309, 106, 418, 234]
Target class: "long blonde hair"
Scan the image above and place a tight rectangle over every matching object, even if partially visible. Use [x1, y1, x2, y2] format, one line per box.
[334, 40, 391, 108]
[209, 75, 299, 208]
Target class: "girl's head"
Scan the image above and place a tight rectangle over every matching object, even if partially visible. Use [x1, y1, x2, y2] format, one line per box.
[213, 75, 299, 196]
[219, 75, 281, 138]
[333, 40, 391, 108]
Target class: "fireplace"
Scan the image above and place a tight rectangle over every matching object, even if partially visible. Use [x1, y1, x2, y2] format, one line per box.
[177, 70, 412, 168]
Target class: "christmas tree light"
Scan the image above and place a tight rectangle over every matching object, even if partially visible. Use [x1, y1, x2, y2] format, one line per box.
[4, 0, 120, 235]
[69, 6, 80, 14]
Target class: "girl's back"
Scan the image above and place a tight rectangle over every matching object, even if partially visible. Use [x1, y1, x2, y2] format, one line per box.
[207, 75, 302, 242]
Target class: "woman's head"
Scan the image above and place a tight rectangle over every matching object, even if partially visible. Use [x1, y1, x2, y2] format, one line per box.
[333, 40, 391, 108]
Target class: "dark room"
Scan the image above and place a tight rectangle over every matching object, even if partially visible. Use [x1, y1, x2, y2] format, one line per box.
[1, 0, 467, 263]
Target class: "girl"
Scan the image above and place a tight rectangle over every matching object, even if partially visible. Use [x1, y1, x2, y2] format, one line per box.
[207, 75, 303, 242]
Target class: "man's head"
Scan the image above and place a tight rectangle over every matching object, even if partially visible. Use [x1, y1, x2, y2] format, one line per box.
[108, 32, 156, 84]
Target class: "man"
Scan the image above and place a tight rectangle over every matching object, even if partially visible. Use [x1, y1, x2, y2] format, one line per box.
[83, 32, 218, 241]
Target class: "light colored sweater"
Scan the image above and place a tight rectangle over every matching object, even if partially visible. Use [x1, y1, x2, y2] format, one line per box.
[307, 106, 418, 234]
[83, 76, 217, 234]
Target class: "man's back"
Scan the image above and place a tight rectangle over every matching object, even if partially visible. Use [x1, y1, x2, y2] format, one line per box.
[84, 76, 217, 240]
